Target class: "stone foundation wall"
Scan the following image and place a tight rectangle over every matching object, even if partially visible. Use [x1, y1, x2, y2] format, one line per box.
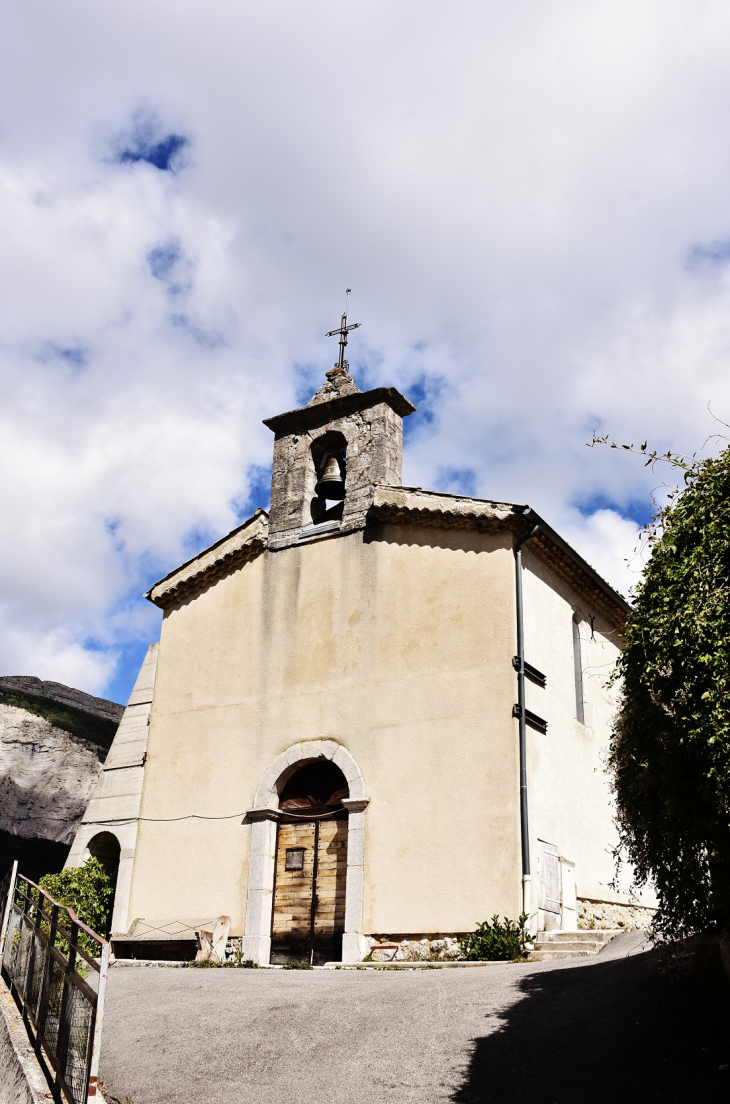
[366, 936, 464, 962]
[229, 907, 655, 964]
[578, 898, 654, 931]
[225, 935, 467, 963]
[0, 983, 49, 1103]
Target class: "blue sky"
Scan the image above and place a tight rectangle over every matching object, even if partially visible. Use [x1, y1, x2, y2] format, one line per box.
[4, 1, 730, 703]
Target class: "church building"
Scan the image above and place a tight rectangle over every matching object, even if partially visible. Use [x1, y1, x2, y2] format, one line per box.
[67, 337, 652, 964]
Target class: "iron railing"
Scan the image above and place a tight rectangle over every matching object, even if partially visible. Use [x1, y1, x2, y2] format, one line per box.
[0, 865, 109, 1104]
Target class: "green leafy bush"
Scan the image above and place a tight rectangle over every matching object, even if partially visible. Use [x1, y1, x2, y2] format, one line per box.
[460, 914, 530, 961]
[608, 443, 730, 941]
[39, 857, 114, 948]
[282, 960, 314, 969]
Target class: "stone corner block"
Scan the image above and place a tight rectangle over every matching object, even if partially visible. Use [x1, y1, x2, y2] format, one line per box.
[341, 932, 369, 963]
[240, 935, 272, 968]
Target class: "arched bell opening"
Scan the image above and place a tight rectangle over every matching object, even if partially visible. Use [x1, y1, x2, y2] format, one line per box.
[271, 759, 350, 966]
[86, 831, 121, 931]
[310, 431, 347, 525]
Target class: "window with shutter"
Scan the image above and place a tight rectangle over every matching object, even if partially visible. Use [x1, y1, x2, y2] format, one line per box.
[538, 839, 561, 915]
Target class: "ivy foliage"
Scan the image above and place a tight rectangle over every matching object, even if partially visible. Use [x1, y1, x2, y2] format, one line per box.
[607, 441, 730, 939]
[39, 857, 114, 946]
[459, 914, 530, 961]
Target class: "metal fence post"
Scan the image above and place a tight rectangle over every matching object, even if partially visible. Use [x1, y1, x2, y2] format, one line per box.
[54, 915, 78, 1099]
[36, 901, 58, 1041]
[19, 875, 34, 1010]
[0, 859, 18, 960]
[86, 941, 110, 1102]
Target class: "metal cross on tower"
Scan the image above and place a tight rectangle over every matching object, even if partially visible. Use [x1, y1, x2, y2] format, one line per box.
[325, 288, 361, 373]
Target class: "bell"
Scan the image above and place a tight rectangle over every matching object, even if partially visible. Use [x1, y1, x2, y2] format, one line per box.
[315, 456, 345, 499]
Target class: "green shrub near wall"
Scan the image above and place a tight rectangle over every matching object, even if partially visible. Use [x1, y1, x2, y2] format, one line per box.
[39, 858, 114, 944]
[460, 914, 530, 961]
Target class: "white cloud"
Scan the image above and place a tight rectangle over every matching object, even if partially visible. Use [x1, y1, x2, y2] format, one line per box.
[0, 620, 116, 695]
[2, 1, 730, 694]
[558, 509, 646, 599]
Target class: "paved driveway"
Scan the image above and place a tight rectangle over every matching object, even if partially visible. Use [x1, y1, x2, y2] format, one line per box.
[100, 934, 729, 1104]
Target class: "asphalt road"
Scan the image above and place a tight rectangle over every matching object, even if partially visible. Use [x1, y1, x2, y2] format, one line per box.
[100, 934, 729, 1104]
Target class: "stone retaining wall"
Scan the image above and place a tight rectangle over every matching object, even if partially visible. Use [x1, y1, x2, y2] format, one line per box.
[367, 937, 464, 962]
[578, 897, 654, 931]
[0, 983, 48, 1104]
[226, 935, 466, 962]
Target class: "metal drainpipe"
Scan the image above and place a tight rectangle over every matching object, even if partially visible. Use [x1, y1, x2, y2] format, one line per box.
[515, 517, 539, 925]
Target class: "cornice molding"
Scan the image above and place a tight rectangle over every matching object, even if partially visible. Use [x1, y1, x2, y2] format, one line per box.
[146, 510, 269, 609]
[370, 485, 517, 531]
[144, 485, 629, 630]
[369, 486, 629, 629]
[263, 386, 415, 437]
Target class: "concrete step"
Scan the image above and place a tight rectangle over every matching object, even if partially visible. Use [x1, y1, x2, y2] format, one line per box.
[532, 939, 604, 954]
[536, 929, 620, 944]
[527, 949, 596, 961]
[526, 929, 624, 961]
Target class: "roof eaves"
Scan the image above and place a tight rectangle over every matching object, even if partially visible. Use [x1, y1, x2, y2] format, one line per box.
[370, 484, 521, 529]
[263, 386, 415, 436]
[370, 486, 630, 622]
[145, 508, 269, 608]
[521, 507, 632, 616]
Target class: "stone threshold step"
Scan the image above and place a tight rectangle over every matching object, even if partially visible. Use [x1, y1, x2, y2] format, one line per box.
[326, 960, 515, 969]
[113, 956, 565, 970]
[532, 941, 605, 953]
[527, 950, 595, 960]
[538, 929, 624, 942]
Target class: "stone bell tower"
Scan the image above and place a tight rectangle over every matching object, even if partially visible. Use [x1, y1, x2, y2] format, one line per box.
[263, 367, 415, 552]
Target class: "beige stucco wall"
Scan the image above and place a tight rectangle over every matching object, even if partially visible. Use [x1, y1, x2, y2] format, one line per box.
[127, 524, 523, 936]
[521, 547, 655, 909]
[127, 520, 650, 941]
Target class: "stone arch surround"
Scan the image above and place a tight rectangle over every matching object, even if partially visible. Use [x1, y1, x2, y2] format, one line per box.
[66, 823, 131, 934]
[242, 740, 369, 965]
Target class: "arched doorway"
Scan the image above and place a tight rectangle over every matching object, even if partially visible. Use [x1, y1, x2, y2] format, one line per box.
[270, 760, 349, 965]
[86, 832, 121, 930]
[242, 740, 369, 967]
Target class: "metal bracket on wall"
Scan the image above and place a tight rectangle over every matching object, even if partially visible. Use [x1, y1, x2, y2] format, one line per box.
[512, 704, 548, 734]
[511, 656, 547, 688]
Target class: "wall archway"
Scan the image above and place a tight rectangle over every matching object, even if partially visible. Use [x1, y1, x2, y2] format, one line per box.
[86, 831, 121, 885]
[242, 740, 369, 965]
[67, 821, 137, 936]
[86, 831, 121, 934]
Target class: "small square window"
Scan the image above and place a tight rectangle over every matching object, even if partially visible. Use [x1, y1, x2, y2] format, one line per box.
[285, 848, 305, 871]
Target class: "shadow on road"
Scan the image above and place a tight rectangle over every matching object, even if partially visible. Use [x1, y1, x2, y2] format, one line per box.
[452, 943, 729, 1104]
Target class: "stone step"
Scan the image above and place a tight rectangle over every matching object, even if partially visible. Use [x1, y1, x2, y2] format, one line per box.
[527, 949, 596, 961]
[532, 940, 604, 954]
[536, 929, 620, 943]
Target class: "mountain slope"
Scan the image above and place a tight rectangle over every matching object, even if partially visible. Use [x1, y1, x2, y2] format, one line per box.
[0, 679, 123, 881]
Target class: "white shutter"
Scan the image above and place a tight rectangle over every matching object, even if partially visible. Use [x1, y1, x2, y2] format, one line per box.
[538, 840, 561, 914]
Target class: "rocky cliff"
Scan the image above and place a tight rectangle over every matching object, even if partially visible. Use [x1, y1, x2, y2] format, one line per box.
[0, 679, 122, 881]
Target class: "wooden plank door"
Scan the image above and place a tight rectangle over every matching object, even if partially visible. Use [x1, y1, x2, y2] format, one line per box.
[270, 816, 348, 964]
[270, 821, 317, 964]
[311, 817, 348, 963]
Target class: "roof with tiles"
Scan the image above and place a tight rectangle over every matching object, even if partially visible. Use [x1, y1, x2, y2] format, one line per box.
[145, 485, 629, 629]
